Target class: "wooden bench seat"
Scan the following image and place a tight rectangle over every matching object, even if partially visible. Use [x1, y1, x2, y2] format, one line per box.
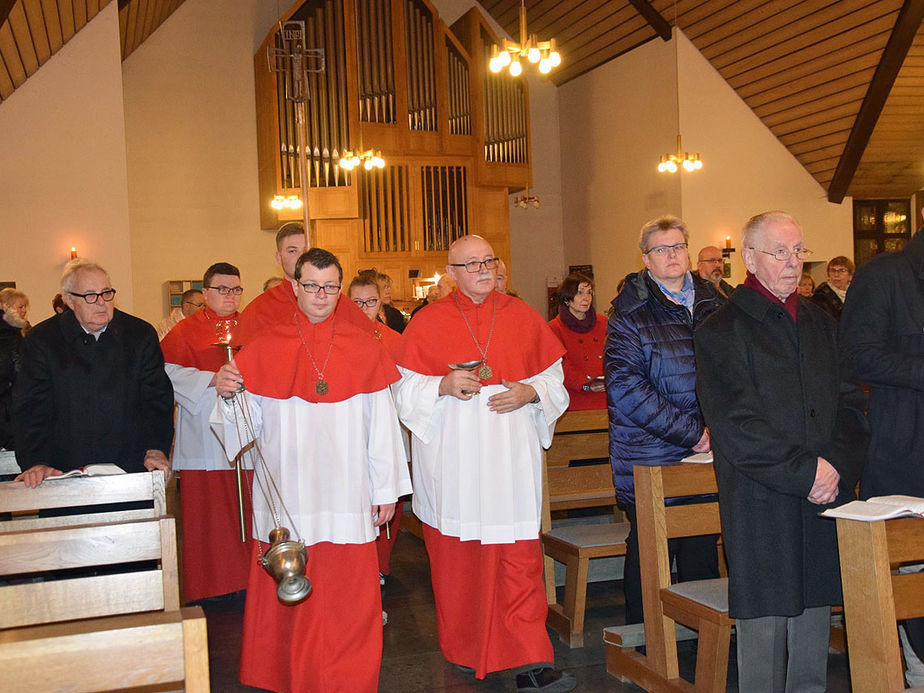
[541, 408, 626, 648]
[606, 462, 732, 693]
[837, 515, 924, 693]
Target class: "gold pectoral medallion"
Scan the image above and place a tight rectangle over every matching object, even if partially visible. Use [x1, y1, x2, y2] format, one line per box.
[315, 379, 329, 395]
[477, 364, 492, 380]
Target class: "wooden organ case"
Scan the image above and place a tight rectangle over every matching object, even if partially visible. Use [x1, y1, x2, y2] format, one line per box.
[254, 1, 530, 301]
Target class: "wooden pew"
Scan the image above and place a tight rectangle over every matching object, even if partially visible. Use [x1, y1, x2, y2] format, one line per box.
[0, 470, 166, 530]
[837, 516, 924, 693]
[0, 476, 210, 692]
[606, 462, 730, 693]
[541, 408, 629, 648]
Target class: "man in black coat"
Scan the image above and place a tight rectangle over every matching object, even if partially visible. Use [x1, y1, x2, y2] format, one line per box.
[12, 259, 174, 488]
[695, 211, 868, 693]
[840, 215, 924, 684]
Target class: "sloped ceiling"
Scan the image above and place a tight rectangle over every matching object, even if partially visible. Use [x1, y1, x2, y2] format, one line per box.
[482, 0, 924, 201]
[1, 0, 922, 201]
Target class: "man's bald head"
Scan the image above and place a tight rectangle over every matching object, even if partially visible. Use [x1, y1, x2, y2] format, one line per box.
[446, 235, 497, 304]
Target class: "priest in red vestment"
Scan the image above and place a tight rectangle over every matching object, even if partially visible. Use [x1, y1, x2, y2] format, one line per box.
[393, 235, 576, 693]
[214, 248, 411, 693]
[160, 262, 252, 603]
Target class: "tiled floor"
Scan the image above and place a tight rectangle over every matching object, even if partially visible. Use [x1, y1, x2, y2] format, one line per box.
[195, 529, 853, 692]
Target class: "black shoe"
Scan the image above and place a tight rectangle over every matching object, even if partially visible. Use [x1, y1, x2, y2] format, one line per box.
[515, 667, 577, 692]
[452, 663, 476, 675]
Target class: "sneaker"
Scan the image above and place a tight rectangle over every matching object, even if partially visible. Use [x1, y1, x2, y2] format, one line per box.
[515, 667, 577, 693]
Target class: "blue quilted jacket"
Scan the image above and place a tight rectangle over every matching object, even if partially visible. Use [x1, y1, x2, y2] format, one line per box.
[604, 271, 721, 506]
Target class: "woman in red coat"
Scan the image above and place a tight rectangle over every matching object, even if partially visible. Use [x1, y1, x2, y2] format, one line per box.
[547, 273, 606, 410]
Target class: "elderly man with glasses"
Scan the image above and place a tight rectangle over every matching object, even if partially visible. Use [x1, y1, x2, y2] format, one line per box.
[12, 258, 174, 487]
[695, 211, 868, 692]
[605, 215, 722, 627]
[392, 235, 574, 692]
[159, 262, 252, 604]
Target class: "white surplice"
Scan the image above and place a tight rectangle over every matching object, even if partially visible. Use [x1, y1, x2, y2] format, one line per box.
[213, 387, 412, 546]
[393, 360, 568, 544]
[165, 363, 238, 471]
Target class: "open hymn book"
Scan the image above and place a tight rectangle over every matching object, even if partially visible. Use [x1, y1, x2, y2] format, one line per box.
[822, 495, 924, 521]
[46, 463, 126, 480]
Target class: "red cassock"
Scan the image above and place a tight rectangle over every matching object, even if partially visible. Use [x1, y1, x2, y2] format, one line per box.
[394, 290, 566, 677]
[233, 311, 404, 693]
[373, 320, 403, 575]
[547, 313, 607, 410]
[159, 309, 253, 603]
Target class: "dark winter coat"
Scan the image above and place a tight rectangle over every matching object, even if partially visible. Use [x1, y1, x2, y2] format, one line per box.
[0, 313, 23, 450]
[695, 287, 868, 619]
[11, 309, 175, 474]
[604, 271, 721, 506]
[810, 281, 844, 320]
[840, 227, 924, 498]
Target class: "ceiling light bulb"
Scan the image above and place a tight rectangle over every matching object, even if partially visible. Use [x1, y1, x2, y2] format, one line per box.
[538, 58, 551, 74]
[271, 196, 284, 210]
[693, 159, 703, 170]
[682, 159, 695, 172]
[666, 160, 678, 173]
[498, 50, 511, 67]
[373, 155, 385, 168]
[289, 196, 303, 209]
[549, 51, 561, 67]
[657, 161, 666, 173]
[363, 158, 374, 171]
[509, 59, 522, 76]
[527, 46, 540, 63]
[489, 57, 502, 73]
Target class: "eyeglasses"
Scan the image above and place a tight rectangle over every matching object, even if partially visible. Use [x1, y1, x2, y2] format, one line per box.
[68, 289, 116, 304]
[352, 297, 379, 308]
[205, 286, 243, 296]
[699, 258, 724, 265]
[644, 243, 688, 256]
[300, 282, 342, 295]
[749, 247, 813, 262]
[828, 266, 850, 274]
[448, 257, 500, 273]
[183, 300, 205, 308]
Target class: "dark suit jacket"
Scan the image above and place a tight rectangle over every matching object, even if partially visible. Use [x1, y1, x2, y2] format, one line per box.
[695, 287, 868, 619]
[11, 309, 174, 474]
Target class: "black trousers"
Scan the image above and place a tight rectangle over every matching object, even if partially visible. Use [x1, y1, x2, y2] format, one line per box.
[622, 503, 720, 625]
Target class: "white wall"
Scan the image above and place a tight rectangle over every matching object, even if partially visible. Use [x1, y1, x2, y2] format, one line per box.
[121, 0, 274, 324]
[0, 4, 133, 322]
[559, 35, 680, 305]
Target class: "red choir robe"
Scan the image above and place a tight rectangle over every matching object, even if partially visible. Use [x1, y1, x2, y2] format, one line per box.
[229, 310, 409, 693]
[160, 309, 253, 602]
[393, 289, 567, 677]
[547, 313, 607, 410]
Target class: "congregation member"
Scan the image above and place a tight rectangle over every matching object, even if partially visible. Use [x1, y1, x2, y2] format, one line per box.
[410, 284, 438, 319]
[375, 271, 407, 333]
[160, 262, 252, 603]
[215, 248, 410, 693]
[547, 273, 606, 410]
[495, 258, 509, 293]
[12, 258, 174, 487]
[797, 272, 815, 298]
[605, 215, 720, 625]
[347, 272, 405, 606]
[696, 211, 868, 693]
[0, 288, 30, 450]
[393, 235, 575, 693]
[841, 210, 924, 684]
[695, 245, 734, 299]
[233, 222, 371, 347]
[262, 276, 284, 292]
[810, 255, 854, 320]
[155, 288, 204, 340]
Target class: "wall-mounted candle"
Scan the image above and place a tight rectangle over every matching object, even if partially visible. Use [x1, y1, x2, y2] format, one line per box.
[70, 247, 78, 259]
[725, 236, 731, 250]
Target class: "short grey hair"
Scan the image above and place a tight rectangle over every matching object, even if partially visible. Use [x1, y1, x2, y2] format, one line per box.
[61, 258, 111, 293]
[742, 211, 802, 250]
[639, 215, 689, 253]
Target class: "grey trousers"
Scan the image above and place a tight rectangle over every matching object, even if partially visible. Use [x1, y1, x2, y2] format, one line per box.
[735, 606, 830, 693]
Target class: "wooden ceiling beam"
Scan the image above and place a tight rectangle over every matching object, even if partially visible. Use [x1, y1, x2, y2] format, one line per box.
[828, 0, 924, 203]
[628, 0, 671, 41]
[0, 0, 17, 29]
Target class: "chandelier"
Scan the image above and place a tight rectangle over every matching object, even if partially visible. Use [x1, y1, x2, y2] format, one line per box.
[270, 194, 304, 210]
[489, 0, 561, 77]
[338, 149, 386, 172]
[657, 134, 702, 173]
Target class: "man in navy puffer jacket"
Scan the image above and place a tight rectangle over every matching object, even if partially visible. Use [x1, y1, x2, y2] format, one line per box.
[604, 215, 722, 624]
